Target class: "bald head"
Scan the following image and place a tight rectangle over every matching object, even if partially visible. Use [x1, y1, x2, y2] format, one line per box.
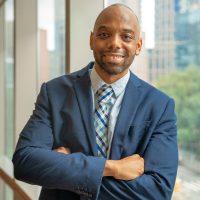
[90, 3, 143, 82]
[93, 4, 140, 38]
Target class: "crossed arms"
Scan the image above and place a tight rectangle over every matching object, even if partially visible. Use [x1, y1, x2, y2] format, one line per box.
[55, 147, 144, 181]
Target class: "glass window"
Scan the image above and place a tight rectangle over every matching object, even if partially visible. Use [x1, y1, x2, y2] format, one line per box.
[4, 1, 14, 199]
[38, 0, 66, 85]
[5, 0, 14, 160]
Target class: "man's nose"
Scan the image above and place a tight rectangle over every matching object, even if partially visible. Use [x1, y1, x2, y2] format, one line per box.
[107, 35, 122, 49]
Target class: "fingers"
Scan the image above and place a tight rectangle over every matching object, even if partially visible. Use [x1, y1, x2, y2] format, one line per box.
[53, 147, 71, 155]
[133, 154, 140, 158]
[139, 157, 144, 175]
[113, 154, 145, 180]
[135, 155, 144, 175]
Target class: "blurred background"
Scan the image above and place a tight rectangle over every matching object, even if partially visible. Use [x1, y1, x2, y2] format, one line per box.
[0, 0, 200, 199]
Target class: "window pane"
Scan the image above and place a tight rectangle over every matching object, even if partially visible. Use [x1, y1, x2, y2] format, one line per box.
[38, 0, 66, 85]
[5, 0, 14, 160]
[4, 0, 14, 199]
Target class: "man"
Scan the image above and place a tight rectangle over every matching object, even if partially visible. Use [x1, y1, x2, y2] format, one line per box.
[12, 4, 178, 200]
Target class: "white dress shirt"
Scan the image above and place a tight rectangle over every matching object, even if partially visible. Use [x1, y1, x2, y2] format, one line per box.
[90, 66, 130, 158]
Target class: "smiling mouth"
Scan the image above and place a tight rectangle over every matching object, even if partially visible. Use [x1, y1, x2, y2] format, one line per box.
[103, 54, 125, 64]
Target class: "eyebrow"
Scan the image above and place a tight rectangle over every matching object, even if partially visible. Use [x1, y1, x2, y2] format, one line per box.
[97, 26, 135, 34]
[122, 29, 135, 35]
[96, 26, 109, 31]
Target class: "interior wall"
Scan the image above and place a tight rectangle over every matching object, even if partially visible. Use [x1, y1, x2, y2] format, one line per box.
[0, 0, 5, 156]
[15, 0, 38, 139]
[69, 0, 104, 72]
[15, 0, 40, 199]
[0, 5, 6, 200]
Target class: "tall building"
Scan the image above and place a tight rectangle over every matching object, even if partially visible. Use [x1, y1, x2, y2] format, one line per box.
[175, 0, 200, 68]
[149, 0, 176, 82]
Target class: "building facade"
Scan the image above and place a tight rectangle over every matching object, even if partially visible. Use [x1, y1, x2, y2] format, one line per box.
[175, 0, 200, 68]
[149, 0, 176, 82]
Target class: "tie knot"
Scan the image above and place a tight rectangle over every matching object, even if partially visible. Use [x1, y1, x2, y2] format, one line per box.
[96, 84, 113, 104]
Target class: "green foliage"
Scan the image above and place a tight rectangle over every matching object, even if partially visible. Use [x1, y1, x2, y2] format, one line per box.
[155, 66, 200, 159]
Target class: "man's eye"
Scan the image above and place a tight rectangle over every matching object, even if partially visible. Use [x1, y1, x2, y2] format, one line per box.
[122, 34, 134, 42]
[98, 32, 109, 39]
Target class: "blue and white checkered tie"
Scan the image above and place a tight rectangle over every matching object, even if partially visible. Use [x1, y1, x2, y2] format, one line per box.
[95, 84, 113, 158]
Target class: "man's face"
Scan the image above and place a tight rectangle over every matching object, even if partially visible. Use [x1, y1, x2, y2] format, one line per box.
[90, 6, 142, 76]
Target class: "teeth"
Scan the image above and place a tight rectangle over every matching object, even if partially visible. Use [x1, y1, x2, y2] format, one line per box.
[104, 54, 124, 63]
[109, 55, 123, 58]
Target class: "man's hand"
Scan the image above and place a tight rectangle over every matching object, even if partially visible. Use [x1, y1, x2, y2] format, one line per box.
[53, 147, 71, 155]
[103, 154, 144, 181]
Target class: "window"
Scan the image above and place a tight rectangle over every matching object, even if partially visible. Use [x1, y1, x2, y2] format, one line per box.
[38, 0, 66, 85]
[4, 1, 14, 199]
[5, 0, 14, 162]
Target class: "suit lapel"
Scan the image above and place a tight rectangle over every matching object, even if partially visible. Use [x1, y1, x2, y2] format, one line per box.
[109, 73, 142, 159]
[73, 65, 97, 156]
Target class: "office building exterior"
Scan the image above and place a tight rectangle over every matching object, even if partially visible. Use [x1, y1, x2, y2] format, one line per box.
[175, 0, 200, 68]
[149, 0, 176, 82]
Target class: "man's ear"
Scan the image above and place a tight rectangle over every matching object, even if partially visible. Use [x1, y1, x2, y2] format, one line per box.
[135, 38, 142, 55]
[90, 32, 94, 50]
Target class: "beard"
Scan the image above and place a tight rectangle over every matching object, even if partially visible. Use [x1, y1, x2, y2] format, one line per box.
[93, 51, 135, 75]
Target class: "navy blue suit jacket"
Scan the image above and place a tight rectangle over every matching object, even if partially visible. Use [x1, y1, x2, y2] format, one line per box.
[13, 62, 178, 200]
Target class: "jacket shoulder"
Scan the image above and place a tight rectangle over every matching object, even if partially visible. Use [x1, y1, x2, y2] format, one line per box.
[44, 62, 94, 88]
[131, 73, 173, 102]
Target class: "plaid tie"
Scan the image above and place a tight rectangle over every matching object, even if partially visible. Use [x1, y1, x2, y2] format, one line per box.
[95, 84, 113, 158]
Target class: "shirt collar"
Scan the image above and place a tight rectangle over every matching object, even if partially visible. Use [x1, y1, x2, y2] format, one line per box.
[90, 65, 130, 97]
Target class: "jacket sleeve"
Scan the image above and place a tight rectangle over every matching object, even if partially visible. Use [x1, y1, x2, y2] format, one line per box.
[99, 99, 178, 200]
[12, 83, 106, 200]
